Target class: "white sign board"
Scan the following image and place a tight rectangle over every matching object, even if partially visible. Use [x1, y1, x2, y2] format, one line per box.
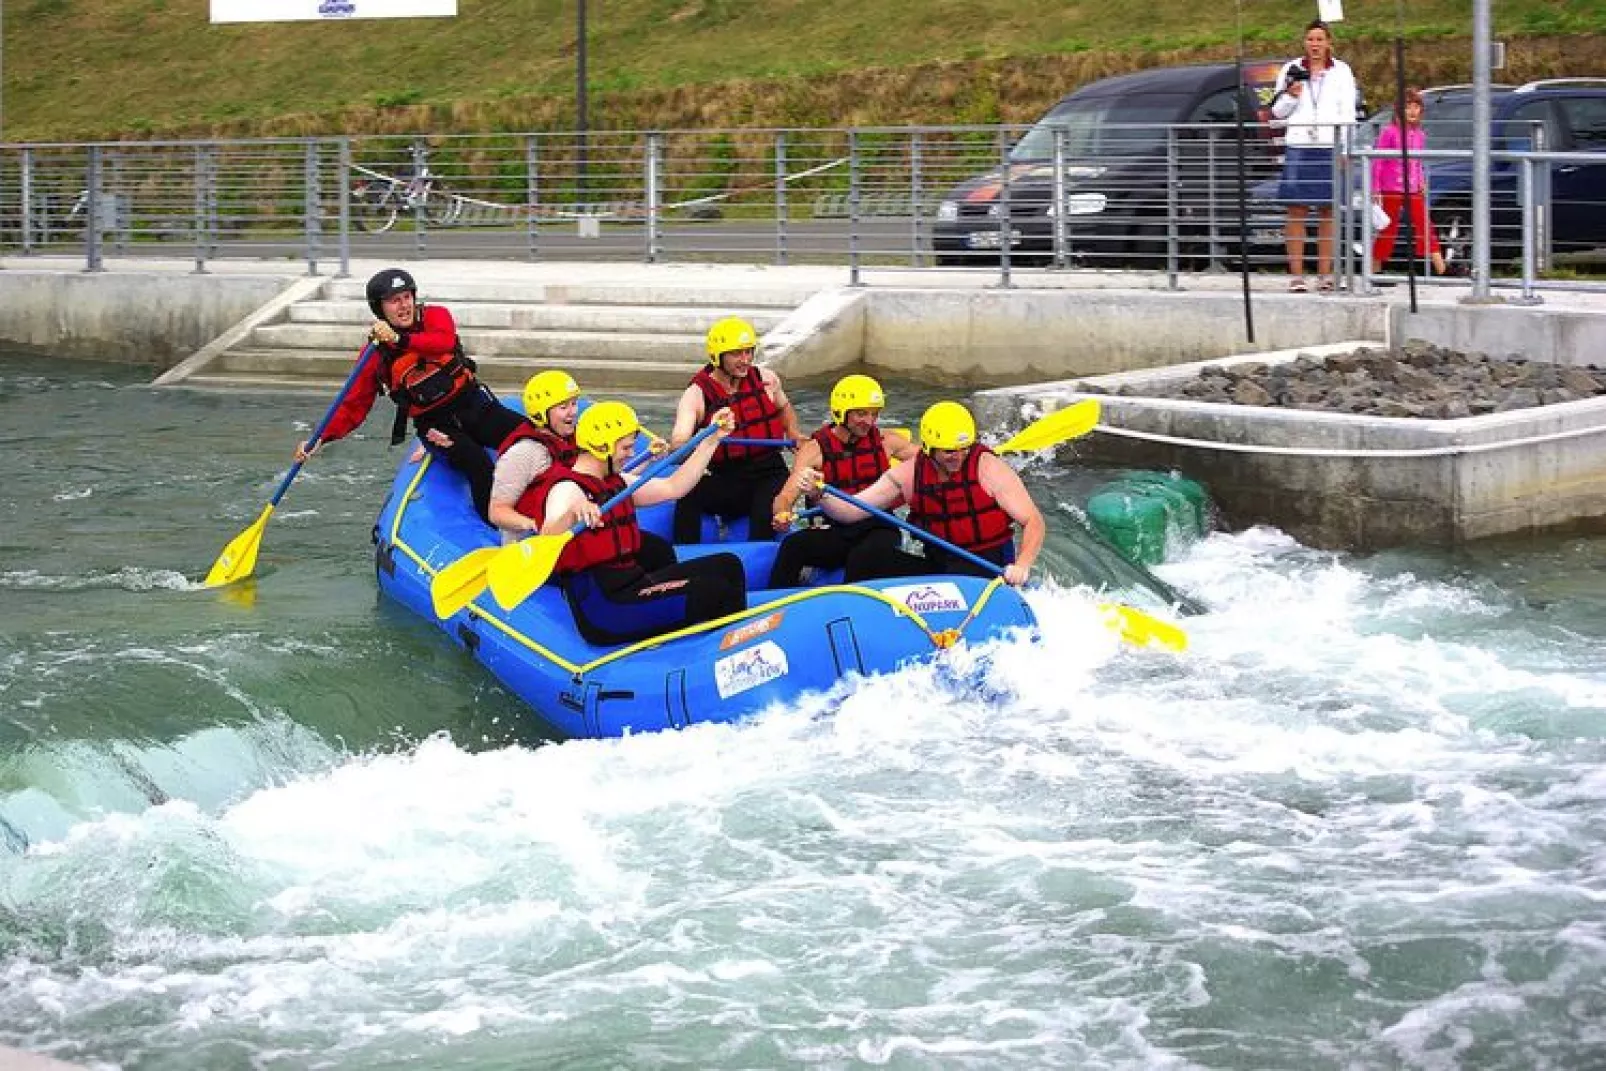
[211, 0, 456, 23]
[1316, 0, 1344, 22]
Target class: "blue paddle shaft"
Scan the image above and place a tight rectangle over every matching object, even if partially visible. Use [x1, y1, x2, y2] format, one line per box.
[565, 422, 723, 537]
[268, 342, 378, 508]
[819, 484, 1004, 578]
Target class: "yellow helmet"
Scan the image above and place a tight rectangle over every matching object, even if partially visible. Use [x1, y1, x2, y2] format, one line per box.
[576, 401, 641, 461]
[829, 374, 886, 425]
[918, 401, 977, 453]
[705, 316, 758, 365]
[522, 370, 580, 428]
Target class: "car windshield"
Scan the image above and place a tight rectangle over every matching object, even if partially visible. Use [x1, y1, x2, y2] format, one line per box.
[1010, 94, 1190, 160]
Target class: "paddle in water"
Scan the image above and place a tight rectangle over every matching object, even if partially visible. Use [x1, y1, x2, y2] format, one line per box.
[203, 343, 378, 588]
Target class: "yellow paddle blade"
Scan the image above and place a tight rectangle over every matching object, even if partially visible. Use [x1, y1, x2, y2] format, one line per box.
[202, 504, 274, 588]
[430, 546, 502, 619]
[1100, 602, 1188, 652]
[487, 532, 572, 611]
[995, 398, 1102, 455]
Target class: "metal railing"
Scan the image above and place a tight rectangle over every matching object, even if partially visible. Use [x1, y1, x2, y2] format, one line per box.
[0, 124, 1600, 295]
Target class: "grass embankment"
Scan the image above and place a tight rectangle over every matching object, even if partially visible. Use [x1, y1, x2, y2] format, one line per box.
[9, 0, 1605, 141]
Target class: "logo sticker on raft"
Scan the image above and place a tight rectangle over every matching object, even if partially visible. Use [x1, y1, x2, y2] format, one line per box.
[714, 641, 788, 699]
[719, 611, 784, 651]
[884, 582, 969, 614]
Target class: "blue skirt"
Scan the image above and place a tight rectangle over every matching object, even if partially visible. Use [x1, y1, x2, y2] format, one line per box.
[1278, 146, 1334, 207]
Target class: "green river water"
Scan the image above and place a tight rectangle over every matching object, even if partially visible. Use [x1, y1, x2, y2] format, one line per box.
[1, 355, 1603, 1069]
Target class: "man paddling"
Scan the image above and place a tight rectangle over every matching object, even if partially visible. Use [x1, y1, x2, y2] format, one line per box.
[295, 268, 529, 523]
[803, 401, 1045, 586]
[669, 317, 801, 544]
[765, 374, 918, 588]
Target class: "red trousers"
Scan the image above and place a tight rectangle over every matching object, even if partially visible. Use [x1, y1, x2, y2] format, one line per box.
[1372, 190, 1441, 265]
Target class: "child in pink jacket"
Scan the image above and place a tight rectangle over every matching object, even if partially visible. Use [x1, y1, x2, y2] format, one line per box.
[1371, 87, 1448, 275]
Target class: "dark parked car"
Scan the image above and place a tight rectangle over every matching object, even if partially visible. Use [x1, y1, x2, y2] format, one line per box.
[931, 61, 1287, 269]
[1250, 78, 1606, 269]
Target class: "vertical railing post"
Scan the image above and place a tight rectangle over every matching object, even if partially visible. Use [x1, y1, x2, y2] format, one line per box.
[337, 137, 351, 277]
[645, 132, 661, 264]
[848, 131, 862, 286]
[411, 138, 426, 256]
[774, 131, 789, 266]
[108, 149, 126, 255]
[85, 145, 103, 272]
[909, 131, 924, 267]
[192, 145, 209, 274]
[1051, 127, 1068, 269]
[1165, 126, 1180, 289]
[525, 135, 540, 261]
[1357, 145, 1375, 293]
[1517, 154, 1542, 305]
[19, 147, 32, 255]
[1205, 128, 1221, 269]
[996, 127, 1012, 288]
[304, 138, 320, 276]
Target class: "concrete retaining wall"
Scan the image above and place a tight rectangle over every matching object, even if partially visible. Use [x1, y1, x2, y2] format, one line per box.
[978, 344, 1606, 550]
[862, 289, 1388, 384]
[0, 271, 291, 366]
[1393, 301, 1606, 367]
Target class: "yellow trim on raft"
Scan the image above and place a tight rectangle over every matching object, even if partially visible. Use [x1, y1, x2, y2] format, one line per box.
[386, 452, 1011, 679]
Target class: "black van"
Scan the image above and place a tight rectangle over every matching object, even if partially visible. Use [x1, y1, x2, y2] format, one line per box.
[931, 61, 1285, 268]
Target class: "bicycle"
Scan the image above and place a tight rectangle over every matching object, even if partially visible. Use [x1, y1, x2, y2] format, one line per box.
[351, 164, 458, 234]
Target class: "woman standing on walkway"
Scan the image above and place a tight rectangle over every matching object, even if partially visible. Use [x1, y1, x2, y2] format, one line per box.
[1371, 87, 1448, 277]
[1271, 19, 1359, 293]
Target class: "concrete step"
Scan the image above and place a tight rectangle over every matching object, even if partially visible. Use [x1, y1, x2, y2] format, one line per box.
[245, 323, 707, 362]
[325, 276, 813, 308]
[287, 299, 789, 335]
[207, 349, 695, 391]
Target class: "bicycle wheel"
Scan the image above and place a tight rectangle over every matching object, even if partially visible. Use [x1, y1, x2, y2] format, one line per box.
[423, 182, 458, 228]
[353, 188, 399, 234]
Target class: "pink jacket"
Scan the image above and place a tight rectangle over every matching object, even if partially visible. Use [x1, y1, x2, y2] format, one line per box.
[1372, 124, 1428, 194]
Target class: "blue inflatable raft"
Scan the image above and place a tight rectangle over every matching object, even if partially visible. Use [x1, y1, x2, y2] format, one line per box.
[372, 441, 1038, 740]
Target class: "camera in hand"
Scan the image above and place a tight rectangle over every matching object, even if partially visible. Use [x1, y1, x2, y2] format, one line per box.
[1287, 65, 1310, 83]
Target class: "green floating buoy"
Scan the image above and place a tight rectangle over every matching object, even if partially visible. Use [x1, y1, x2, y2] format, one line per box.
[1086, 471, 1211, 566]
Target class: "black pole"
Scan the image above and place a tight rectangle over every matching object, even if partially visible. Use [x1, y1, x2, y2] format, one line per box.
[577, 0, 589, 201]
[1233, 56, 1256, 344]
[1394, 35, 1418, 312]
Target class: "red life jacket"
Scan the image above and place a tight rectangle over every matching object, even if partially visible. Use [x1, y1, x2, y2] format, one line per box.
[525, 466, 641, 575]
[691, 365, 788, 465]
[812, 422, 888, 495]
[498, 421, 579, 468]
[907, 446, 1014, 553]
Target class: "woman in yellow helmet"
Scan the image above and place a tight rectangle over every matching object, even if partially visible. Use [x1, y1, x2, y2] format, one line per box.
[806, 401, 1045, 586]
[669, 316, 802, 543]
[489, 370, 676, 572]
[765, 374, 919, 589]
[528, 401, 748, 646]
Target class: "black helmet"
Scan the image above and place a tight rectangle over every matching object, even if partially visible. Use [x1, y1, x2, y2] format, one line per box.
[365, 268, 417, 318]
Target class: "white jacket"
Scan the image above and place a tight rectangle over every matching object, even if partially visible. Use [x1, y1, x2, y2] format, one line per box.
[1270, 57, 1357, 148]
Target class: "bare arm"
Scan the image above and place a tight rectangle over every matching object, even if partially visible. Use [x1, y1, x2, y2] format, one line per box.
[979, 453, 1045, 584]
[487, 441, 551, 536]
[669, 385, 706, 447]
[772, 438, 824, 521]
[539, 481, 592, 536]
[883, 429, 920, 465]
[818, 465, 910, 524]
[633, 409, 733, 507]
[762, 368, 802, 442]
